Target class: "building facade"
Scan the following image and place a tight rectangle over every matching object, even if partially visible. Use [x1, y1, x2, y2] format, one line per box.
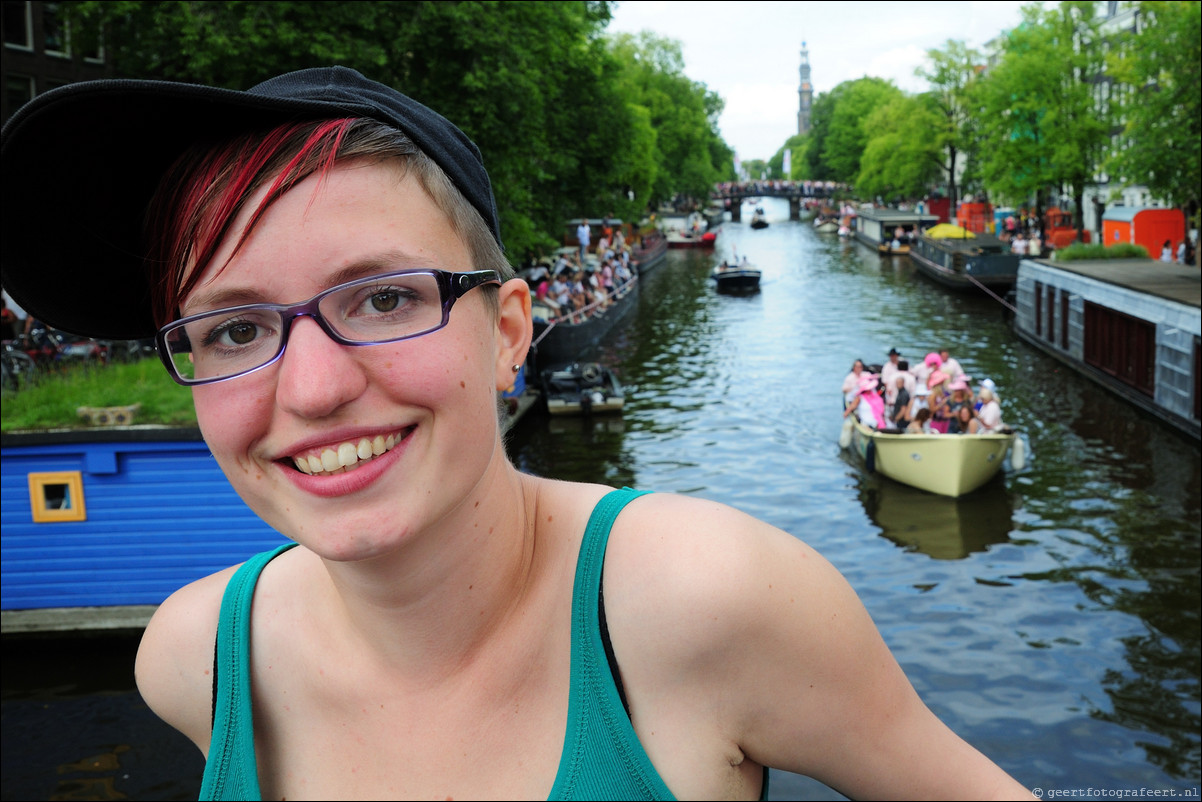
[1, 0, 112, 125]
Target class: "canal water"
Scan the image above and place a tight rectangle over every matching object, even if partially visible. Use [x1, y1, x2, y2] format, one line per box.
[2, 197, 1199, 800]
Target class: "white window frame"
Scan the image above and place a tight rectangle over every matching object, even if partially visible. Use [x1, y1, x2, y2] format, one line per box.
[3, 0, 33, 51]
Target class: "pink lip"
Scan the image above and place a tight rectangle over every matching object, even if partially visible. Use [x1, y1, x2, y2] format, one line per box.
[278, 430, 409, 498]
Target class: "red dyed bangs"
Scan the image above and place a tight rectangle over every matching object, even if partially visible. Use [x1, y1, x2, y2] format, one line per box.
[145, 118, 356, 328]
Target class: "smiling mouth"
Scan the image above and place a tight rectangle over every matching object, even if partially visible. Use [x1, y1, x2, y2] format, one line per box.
[289, 429, 410, 476]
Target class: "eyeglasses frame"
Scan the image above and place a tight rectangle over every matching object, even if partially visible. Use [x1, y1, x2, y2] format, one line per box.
[155, 268, 502, 386]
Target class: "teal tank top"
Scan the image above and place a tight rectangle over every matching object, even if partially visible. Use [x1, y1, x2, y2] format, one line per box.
[199, 487, 768, 800]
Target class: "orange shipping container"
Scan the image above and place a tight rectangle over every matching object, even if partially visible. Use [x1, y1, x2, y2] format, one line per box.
[1102, 206, 1186, 258]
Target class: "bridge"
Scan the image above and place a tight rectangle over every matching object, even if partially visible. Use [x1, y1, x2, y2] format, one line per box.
[711, 182, 839, 222]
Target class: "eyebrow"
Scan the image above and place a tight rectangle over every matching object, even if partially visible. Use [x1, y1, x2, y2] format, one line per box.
[182, 252, 440, 314]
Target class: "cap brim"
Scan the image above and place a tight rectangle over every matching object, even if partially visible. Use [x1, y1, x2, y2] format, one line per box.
[2, 80, 389, 339]
[3, 69, 499, 340]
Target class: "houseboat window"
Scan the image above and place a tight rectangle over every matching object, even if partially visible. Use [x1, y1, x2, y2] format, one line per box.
[1034, 281, 1043, 337]
[1083, 301, 1154, 397]
[1045, 285, 1056, 344]
[28, 471, 87, 523]
[1194, 337, 1200, 423]
[1060, 292, 1070, 350]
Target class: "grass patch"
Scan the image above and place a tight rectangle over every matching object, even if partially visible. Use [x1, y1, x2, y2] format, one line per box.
[1, 357, 196, 432]
[1054, 242, 1150, 261]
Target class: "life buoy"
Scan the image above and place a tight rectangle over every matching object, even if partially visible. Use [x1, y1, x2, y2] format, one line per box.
[580, 363, 603, 385]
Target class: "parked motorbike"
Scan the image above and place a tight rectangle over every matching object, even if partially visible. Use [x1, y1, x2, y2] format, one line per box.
[1, 338, 37, 392]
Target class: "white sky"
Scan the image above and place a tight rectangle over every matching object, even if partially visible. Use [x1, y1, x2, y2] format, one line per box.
[607, 0, 1032, 161]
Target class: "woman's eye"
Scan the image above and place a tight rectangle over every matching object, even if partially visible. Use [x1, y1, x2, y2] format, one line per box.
[370, 291, 400, 313]
[225, 322, 259, 345]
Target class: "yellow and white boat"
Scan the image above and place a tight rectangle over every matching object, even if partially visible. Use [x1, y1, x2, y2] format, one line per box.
[841, 417, 1018, 498]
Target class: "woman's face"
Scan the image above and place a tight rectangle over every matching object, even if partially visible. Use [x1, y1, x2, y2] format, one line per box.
[182, 160, 527, 561]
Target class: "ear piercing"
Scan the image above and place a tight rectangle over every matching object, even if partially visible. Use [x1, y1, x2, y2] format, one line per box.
[512, 364, 521, 373]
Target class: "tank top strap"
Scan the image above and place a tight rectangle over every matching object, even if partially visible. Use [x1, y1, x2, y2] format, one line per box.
[201, 542, 296, 801]
[549, 487, 678, 800]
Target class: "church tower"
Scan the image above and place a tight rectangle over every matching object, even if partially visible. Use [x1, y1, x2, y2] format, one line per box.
[797, 41, 813, 135]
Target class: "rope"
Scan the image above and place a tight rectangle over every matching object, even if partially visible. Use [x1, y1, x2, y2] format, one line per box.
[964, 271, 1017, 315]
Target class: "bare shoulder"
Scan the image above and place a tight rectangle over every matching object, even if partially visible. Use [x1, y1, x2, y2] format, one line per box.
[135, 563, 241, 755]
[602, 492, 1035, 799]
[601, 491, 846, 665]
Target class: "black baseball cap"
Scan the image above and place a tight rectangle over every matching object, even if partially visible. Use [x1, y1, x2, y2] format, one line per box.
[1, 66, 501, 339]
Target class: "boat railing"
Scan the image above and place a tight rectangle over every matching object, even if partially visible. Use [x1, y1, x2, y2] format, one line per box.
[531, 274, 638, 348]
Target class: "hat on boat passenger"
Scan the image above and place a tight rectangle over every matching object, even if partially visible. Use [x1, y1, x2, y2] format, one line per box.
[950, 379, 969, 391]
[928, 370, 949, 388]
[888, 347, 901, 356]
[858, 374, 880, 392]
[979, 378, 997, 391]
[924, 352, 943, 368]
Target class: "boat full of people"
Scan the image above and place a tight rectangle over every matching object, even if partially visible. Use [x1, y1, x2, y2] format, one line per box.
[839, 352, 1024, 497]
[526, 247, 639, 371]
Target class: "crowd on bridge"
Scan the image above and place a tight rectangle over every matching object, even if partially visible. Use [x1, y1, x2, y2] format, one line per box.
[713, 179, 849, 200]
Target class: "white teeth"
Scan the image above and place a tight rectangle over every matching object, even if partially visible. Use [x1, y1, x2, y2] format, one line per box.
[294, 431, 404, 476]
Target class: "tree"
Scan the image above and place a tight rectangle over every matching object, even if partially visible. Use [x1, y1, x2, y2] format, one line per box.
[976, 2, 1111, 243]
[1108, 0, 1201, 225]
[63, 1, 642, 262]
[916, 39, 983, 215]
[817, 77, 904, 186]
[607, 31, 729, 211]
[856, 95, 943, 203]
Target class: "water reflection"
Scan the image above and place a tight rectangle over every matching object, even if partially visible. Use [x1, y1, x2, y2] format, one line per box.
[855, 471, 1016, 560]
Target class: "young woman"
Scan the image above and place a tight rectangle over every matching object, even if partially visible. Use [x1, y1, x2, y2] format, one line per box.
[1, 67, 1035, 801]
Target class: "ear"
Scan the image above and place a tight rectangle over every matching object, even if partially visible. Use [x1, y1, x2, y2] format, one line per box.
[494, 277, 533, 391]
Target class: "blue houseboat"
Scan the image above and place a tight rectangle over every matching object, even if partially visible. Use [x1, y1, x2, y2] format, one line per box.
[1, 427, 288, 633]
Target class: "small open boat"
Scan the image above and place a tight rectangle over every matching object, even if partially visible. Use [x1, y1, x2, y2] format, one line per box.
[840, 417, 1017, 497]
[712, 261, 761, 293]
[750, 207, 769, 229]
[540, 361, 625, 416]
[667, 229, 718, 249]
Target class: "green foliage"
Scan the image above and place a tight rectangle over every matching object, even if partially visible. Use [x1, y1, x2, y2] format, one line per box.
[607, 31, 729, 208]
[806, 77, 903, 186]
[915, 39, 982, 209]
[60, 1, 696, 263]
[1107, 0, 1201, 214]
[976, 2, 1111, 242]
[1, 358, 197, 431]
[856, 95, 942, 202]
[1054, 242, 1150, 261]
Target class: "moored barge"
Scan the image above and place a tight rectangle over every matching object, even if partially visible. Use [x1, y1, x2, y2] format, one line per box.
[1011, 257, 1200, 441]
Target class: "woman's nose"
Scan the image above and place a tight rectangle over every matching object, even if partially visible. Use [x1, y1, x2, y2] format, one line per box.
[273, 316, 368, 419]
